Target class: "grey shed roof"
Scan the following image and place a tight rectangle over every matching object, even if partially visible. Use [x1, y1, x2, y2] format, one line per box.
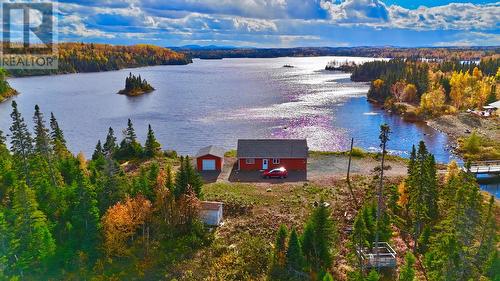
[237, 139, 308, 158]
[196, 145, 225, 158]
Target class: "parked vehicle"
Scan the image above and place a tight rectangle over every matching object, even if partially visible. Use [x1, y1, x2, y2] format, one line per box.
[262, 167, 288, 179]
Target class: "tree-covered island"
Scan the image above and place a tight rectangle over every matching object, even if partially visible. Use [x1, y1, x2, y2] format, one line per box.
[117, 73, 155, 96]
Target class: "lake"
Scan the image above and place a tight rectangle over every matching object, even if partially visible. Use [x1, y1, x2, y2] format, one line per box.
[0, 56, 455, 162]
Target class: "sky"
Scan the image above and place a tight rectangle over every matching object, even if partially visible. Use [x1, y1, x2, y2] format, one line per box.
[9, 0, 500, 47]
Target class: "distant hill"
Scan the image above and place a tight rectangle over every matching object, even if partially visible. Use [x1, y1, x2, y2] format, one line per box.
[8, 43, 192, 77]
[176, 46, 500, 61]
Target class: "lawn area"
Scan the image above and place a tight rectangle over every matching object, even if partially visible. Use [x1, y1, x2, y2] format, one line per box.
[170, 175, 404, 280]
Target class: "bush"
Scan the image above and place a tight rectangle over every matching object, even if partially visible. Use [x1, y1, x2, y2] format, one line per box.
[164, 150, 178, 159]
[350, 147, 366, 158]
[463, 131, 481, 154]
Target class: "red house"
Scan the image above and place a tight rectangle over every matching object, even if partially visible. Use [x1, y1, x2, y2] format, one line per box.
[237, 139, 308, 171]
[196, 145, 225, 171]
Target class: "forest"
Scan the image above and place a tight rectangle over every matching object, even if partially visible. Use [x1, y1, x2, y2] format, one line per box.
[0, 102, 498, 280]
[350, 57, 500, 116]
[117, 73, 155, 96]
[7, 43, 192, 77]
[175, 46, 499, 61]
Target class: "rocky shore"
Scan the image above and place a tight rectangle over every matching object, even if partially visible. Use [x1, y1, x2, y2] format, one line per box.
[426, 112, 500, 142]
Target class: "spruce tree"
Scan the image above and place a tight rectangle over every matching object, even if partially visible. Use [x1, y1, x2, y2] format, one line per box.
[352, 210, 369, 271]
[33, 105, 58, 187]
[49, 112, 68, 158]
[174, 156, 188, 198]
[185, 156, 203, 197]
[274, 224, 288, 268]
[92, 140, 104, 161]
[322, 273, 334, 281]
[125, 119, 137, 144]
[301, 202, 337, 277]
[475, 196, 497, 272]
[399, 252, 416, 281]
[0, 211, 10, 274]
[69, 164, 100, 256]
[144, 124, 161, 158]
[286, 228, 304, 275]
[11, 182, 55, 276]
[10, 101, 33, 186]
[165, 164, 174, 191]
[407, 141, 439, 253]
[366, 270, 380, 281]
[33, 105, 51, 155]
[0, 129, 5, 147]
[103, 127, 117, 157]
[174, 156, 203, 198]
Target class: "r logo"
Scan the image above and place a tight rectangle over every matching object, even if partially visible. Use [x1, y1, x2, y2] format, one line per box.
[2, 2, 54, 54]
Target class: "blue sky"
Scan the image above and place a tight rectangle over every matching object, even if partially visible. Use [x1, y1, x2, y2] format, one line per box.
[48, 0, 500, 47]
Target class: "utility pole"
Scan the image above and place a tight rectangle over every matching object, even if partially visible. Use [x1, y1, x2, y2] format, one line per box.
[375, 124, 390, 271]
[346, 138, 358, 208]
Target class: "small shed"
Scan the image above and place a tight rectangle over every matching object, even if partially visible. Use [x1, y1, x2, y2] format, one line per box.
[196, 145, 225, 171]
[200, 201, 223, 226]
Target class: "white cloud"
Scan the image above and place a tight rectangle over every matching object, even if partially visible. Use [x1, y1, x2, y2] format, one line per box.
[233, 17, 277, 32]
[434, 32, 500, 46]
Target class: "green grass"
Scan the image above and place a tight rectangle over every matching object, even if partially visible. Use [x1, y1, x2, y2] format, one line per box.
[459, 132, 500, 161]
[309, 149, 407, 162]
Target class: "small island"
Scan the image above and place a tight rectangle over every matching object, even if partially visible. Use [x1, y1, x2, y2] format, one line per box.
[117, 73, 155, 96]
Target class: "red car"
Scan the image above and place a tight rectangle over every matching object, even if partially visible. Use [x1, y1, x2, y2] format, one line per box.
[262, 167, 288, 179]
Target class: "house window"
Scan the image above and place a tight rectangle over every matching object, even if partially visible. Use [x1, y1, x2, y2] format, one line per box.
[245, 158, 255, 164]
[272, 158, 280, 164]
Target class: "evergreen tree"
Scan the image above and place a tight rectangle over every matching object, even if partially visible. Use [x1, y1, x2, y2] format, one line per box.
[174, 156, 188, 198]
[49, 112, 69, 158]
[69, 162, 100, 256]
[399, 252, 416, 281]
[301, 201, 338, 277]
[286, 228, 304, 273]
[352, 210, 369, 271]
[0, 129, 5, 147]
[125, 119, 137, 144]
[174, 156, 203, 198]
[274, 224, 288, 268]
[185, 156, 203, 197]
[10, 182, 55, 276]
[33, 105, 51, 155]
[0, 211, 10, 274]
[366, 270, 380, 281]
[9, 101, 33, 186]
[144, 124, 161, 158]
[474, 196, 497, 274]
[322, 272, 334, 281]
[486, 89, 497, 104]
[92, 140, 104, 161]
[407, 141, 438, 253]
[425, 171, 482, 281]
[103, 127, 117, 157]
[118, 119, 143, 159]
[33, 105, 59, 187]
[165, 164, 174, 191]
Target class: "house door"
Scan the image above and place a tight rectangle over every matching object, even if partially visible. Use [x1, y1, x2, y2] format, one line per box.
[262, 159, 269, 170]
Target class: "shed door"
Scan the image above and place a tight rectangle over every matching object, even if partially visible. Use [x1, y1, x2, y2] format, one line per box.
[202, 159, 216, 171]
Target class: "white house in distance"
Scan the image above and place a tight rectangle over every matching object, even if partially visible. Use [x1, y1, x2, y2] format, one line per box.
[200, 201, 223, 226]
[483, 100, 500, 116]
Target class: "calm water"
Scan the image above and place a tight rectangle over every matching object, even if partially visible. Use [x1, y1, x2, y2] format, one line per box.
[0, 57, 455, 163]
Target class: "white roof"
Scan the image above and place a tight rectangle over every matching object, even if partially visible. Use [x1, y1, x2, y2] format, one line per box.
[487, 101, 500, 109]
